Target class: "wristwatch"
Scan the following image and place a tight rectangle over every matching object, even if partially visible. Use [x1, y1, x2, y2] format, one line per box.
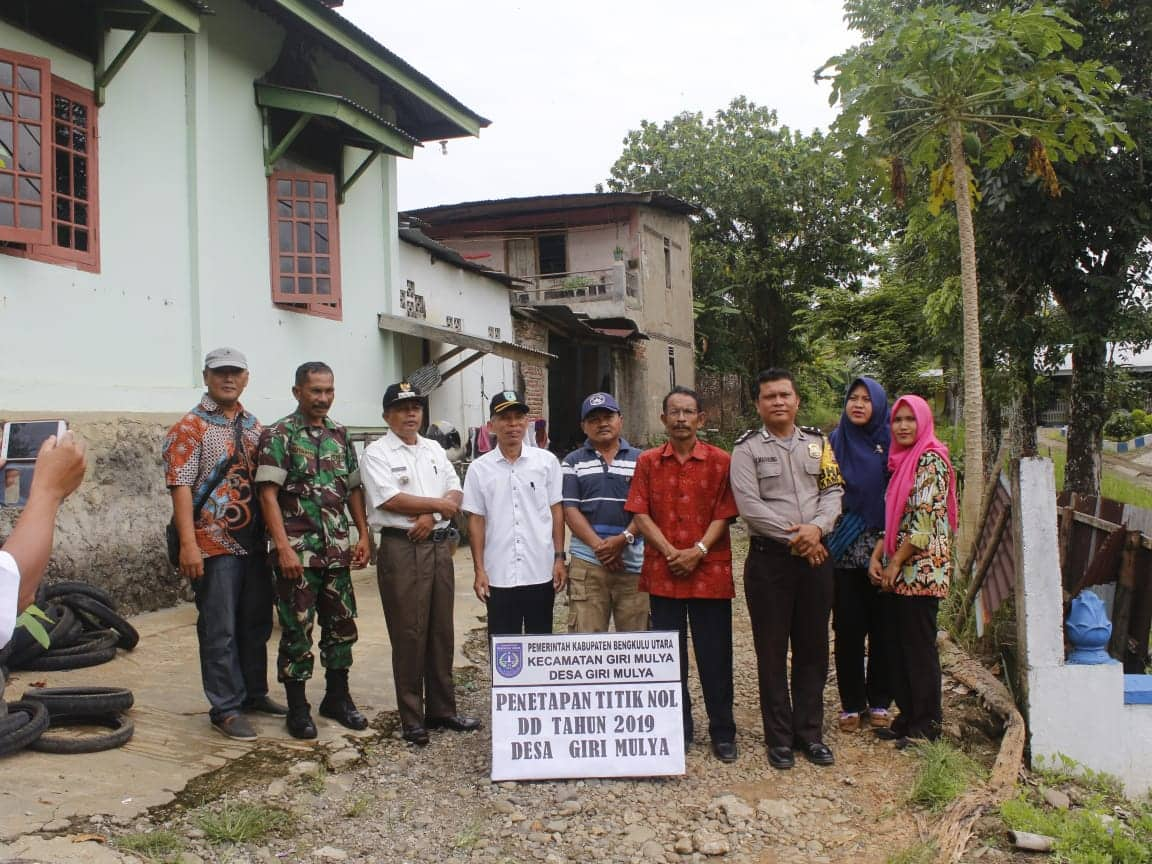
[554, 551, 567, 562]
[622, 530, 636, 545]
[695, 541, 709, 556]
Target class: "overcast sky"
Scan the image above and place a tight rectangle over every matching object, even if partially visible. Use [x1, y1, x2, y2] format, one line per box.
[340, 1, 858, 211]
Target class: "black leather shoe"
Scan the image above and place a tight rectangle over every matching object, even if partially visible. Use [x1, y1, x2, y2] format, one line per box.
[894, 736, 914, 750]
[711, 740, 738, 763]
[319, 697, 369, 730]
[795, 740, 835, 766]
[402, 725, 430, 746]
[768, 746, 795, 770]
[242, 695, 289, 716]
[874, 727, 903, 741]
[426, 715, 482, 733]
[286, 706, 317, 740]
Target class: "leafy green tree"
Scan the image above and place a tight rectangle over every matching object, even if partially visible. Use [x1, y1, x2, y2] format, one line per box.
[821, 2, 1131, 554]
[971, 0, 1152, 494]
[604, 97, 880, 375]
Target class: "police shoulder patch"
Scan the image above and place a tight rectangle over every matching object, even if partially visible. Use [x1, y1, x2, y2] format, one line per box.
[799, 425, 825, 438]
[734, 428, 759, 446]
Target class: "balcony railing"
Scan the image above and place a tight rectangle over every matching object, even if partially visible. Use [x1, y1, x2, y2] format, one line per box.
[512, 264, 630, 307]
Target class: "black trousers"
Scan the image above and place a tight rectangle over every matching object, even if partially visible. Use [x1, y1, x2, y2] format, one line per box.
[833, 566, 893, 714]
[888, 595, 942, 740]
[649, 595, 735, 744]
[744, 540, 833, 747]
[487, 581, 555, 636]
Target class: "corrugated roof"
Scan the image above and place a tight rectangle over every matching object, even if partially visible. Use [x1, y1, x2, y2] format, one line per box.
[283, 0, 490, 139]
[406, 191, 699, 225]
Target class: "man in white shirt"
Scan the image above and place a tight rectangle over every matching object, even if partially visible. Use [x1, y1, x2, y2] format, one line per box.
[1, 432, 87, 648]
[361, 381, 481, 746]
[463, 390, 566, 636]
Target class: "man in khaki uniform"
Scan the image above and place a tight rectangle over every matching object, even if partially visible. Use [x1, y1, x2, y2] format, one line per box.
[730, 368, 843, 770]
[361, 381, 481, 746]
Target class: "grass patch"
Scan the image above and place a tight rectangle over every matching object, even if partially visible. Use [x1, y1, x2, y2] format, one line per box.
[453, 818, 485, 850]
[1001, 796, 1152, 863]
[908, 740, 985, 812]
[343, 793, 373, 818]
[1039, 436, 1152, 509]
[113, 830, 185, 861]
[194, 802, 297, 844]
[300, 763, 328, 795]
[1033, 752, 1126, 799]
[886, 840, 937, 864]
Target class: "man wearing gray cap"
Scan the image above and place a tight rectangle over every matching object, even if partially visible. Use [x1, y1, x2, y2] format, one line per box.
[361, 381, 480, 746]
[163, 347, 284, 741]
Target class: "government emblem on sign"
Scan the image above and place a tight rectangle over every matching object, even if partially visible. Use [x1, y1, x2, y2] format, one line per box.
[494, 643, 523, 678]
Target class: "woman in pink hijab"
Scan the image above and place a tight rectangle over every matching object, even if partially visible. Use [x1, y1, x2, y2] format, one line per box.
[867, 394, 957, 747]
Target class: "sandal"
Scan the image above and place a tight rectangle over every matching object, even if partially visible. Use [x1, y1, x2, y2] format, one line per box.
[868, 708, 893, 729]
[837, 712, 861, 732]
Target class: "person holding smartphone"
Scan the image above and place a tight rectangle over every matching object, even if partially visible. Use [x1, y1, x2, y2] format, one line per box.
[0, 432, 87, 648]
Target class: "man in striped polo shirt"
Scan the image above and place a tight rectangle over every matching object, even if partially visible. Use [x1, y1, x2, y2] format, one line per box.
[561, 392, 649, 633]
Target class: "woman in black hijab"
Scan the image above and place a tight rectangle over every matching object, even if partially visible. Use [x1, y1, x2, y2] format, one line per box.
[827, 377, 893, 732]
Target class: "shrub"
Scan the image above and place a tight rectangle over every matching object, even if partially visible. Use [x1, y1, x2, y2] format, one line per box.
[1103, 410, 1136, 442]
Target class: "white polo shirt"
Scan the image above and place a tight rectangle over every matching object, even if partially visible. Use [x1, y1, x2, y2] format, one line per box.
[361, 431, 461, 531]
[462, 445, 562, 588]
[0, 550, 20, 648]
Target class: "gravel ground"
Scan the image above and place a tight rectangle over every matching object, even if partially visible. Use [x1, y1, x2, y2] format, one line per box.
[91, 536, 1004, 864]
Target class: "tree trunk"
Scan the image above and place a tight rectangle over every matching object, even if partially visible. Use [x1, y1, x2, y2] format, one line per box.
[1065, 336, 1106, 495]
[949, 120, 986, 563]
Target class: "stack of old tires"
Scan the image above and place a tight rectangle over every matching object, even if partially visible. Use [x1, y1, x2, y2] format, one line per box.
[0, 684, 135, 756]
[0, 581, 139, 674]
[0, 580, 137, 757]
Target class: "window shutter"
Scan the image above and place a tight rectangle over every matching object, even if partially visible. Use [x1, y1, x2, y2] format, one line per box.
[0, 50, 52, 245]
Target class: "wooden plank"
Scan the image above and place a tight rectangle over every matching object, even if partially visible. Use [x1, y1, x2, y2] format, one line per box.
[955, 506, 1010, 633]
[1070, 511, 1152, 550]
[1108, 535, 1140, 666]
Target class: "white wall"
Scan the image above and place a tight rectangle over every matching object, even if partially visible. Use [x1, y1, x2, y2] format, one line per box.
[1017, 458, 1152, 797]
[0, 0, 406, 428]
[397, 241, 517, 434]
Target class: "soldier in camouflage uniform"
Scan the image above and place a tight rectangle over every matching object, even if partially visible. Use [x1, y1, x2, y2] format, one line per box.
[257, 361, 373, 739]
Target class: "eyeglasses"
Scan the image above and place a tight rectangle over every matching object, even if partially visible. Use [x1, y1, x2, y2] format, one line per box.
[665, 408, 698, 418]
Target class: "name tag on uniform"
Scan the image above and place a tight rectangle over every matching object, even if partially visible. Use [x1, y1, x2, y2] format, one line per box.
[390, 465, 409, 485]
[754, 455, 779, 464]
[808, 442, 821, 459]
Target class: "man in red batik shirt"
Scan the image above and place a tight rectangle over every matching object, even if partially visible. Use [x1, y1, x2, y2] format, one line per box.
[625, 386, 740, 763]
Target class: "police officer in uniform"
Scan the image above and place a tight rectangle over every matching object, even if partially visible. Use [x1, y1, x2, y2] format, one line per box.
[361, 381, 481, 746]
[730, 368, 843, 770]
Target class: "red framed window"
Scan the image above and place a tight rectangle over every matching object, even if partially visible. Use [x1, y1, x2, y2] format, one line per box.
[0, 50, 52, 245]
[268, 171, 341, 319]
[0, 52, 99, 271]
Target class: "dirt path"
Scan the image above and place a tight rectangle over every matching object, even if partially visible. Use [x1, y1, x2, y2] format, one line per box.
[2, 533, 1004, 864]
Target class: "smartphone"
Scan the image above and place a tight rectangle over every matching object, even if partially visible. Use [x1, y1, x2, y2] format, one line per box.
[1, 420, 68, 462]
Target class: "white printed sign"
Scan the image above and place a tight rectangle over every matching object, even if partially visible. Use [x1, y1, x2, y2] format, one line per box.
[490, 631, 685, 781]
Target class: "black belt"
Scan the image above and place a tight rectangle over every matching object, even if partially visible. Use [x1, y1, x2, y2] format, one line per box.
[750, 535, 788, 553]
[379, 526, 458, 544]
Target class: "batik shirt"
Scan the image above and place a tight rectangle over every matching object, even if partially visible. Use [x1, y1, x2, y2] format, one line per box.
[890, 451, 953, 598]
[256, 413, 361, 570]
[163, 395, 263, 558]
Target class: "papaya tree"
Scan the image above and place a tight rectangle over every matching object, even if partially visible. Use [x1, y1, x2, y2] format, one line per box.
[819, 2, 1131, 557]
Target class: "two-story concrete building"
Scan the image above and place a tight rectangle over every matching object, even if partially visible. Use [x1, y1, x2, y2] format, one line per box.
[0, 0, 549, 607]
[407, 192, 697, 450]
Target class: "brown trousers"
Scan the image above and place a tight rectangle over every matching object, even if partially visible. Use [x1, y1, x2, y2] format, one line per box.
[375, 532, 458, 729]
[567, 557, 650, 633]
